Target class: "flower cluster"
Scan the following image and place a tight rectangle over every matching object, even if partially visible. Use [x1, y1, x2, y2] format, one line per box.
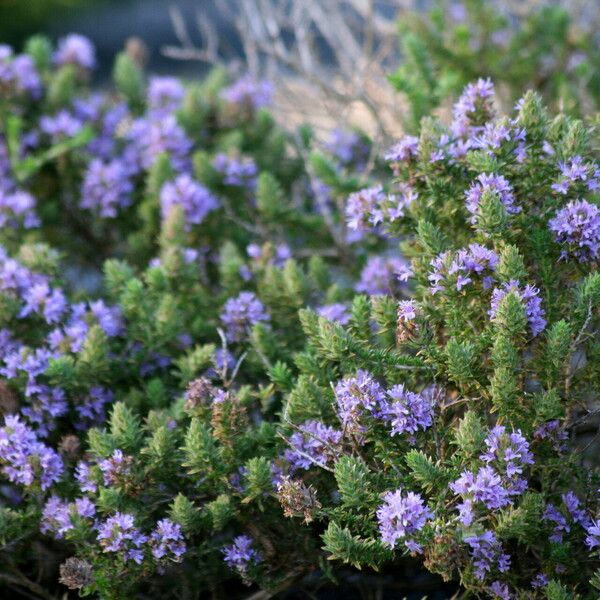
[465, 173, 520, 224]
[429, 244, 498, 294]
[284, 420, 343, 472]
[549, 199, 600, 263]
[377, 488, 433, 552]
[489, 280, 546, 337]
[220, 291, 270, 342]
[0, 415, 63, 489]
[160, 174, 219, 230]
[97, 513, 148, 564]
[222, 535, 262, 575]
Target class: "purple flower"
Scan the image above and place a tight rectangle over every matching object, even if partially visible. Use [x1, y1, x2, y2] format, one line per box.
[543, 492, 591, 543]
[54, 34, 96, 70]
[465, 173, 520, 224]
[464, 530, 510, 581]
[345, 186, 386, 231]
[75, 461, 97, 494]
[221, 76, 273, 110]
[489, 581, 511, 599]
[18, 282, 67, 324]
[97, 512, 148, 564]
[548, 199, 600, 263]
[284, 420, 343, 472]
[40, 111, 83, 141]
[75, 386, 113, 430]
[81, 159, 133, 218]
[99, 449, 132, 486]
[377, 488, 433, 552]
[223, 535, 262, 575]
[429, 244, 498, 294]
[148, 76, 184, 116]
[325, 129, 369, 168]
[220, 292, 269, 342]
[0, 190, 40, 228]
[149, 518, 186, 561]
[534, 420, 568, 453]
[213, 153, 257, 188]
[333, 370, 385, 430]
[531, 573, 550, 588]
[551, 156, 598, 195]
[89, 300, 123, 337]
[317, 303, 350, 325]
[451, 78, 495, 138]
[124, 115, 192, 174]
[450, 467, 512, 525]
[489, 280, 546, 337]
[0, 414, 63, 489]
[356, 256, 409, 296]
[0, 47, 42, 98]
[384, 135, 419, 163]
[160, 174, 218, 230]
[397, 300, 418, 322]
[384, 385, 434, 439]
[41, 497, 72, 538]
[585, 519, 600, 551]
[481, 426, 533, 488]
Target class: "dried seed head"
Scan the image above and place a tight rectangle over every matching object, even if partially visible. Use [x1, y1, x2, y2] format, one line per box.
[423, 533, 464, 582]
[59, 557, 94, 590]
[185, 377, 216, 412]
[277, 476, 321, 524]
[59, 434, 81, 460]
[125, 37, 148, 69]
[0, 381, 18, 416]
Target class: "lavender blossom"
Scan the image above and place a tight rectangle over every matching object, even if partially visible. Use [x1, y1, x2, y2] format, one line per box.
[41, 496, 95, 539]
[585, 520, 600, 551]
[75, 386, 113, 430]
[551, 156, 599, 195]
[54, 34, 96, 70]
[124, 115, 192, 174]
[284, 420, 342, 472]
[75, 461, 97, 494]
[377, 488, 433, 552]
[480, 426, 533, 492]
[80, 159, 133, 218]
[465, 173, 520, 224]
[333, 370, 385, 430]
[149, 518, 186, 561]
[345, 186, 386, 231]
[429, 244, 498, 293]
[99, 449, 133, 486]
[0, 190, 40, 228]
[18, 282, 67, 324]
[356, 256, 410, 296]
[220, 292, 269, 342]
[325, 129, 369, 168]
[451, 78, 495, 138]
[384, 135, 419, 163]
[97, 512, 148, 564]
[160, 174, 218, 230]
[464, 530, 510, 581]
[0, 415, 63, 489]
[489, 280, 546, 337]
[213, 153, 257, 188]
[148, 76, 184, 116]
[40, 111, 83, 141]
[316, 303, 350, 325]
[384, 385, 434, 440]
[548, 199, 600, 263]
[221, 76, 273, 110]
[223, 535, 262, 577]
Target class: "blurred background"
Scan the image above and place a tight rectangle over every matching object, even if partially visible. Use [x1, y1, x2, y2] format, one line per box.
[3, 0, 600, 147]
